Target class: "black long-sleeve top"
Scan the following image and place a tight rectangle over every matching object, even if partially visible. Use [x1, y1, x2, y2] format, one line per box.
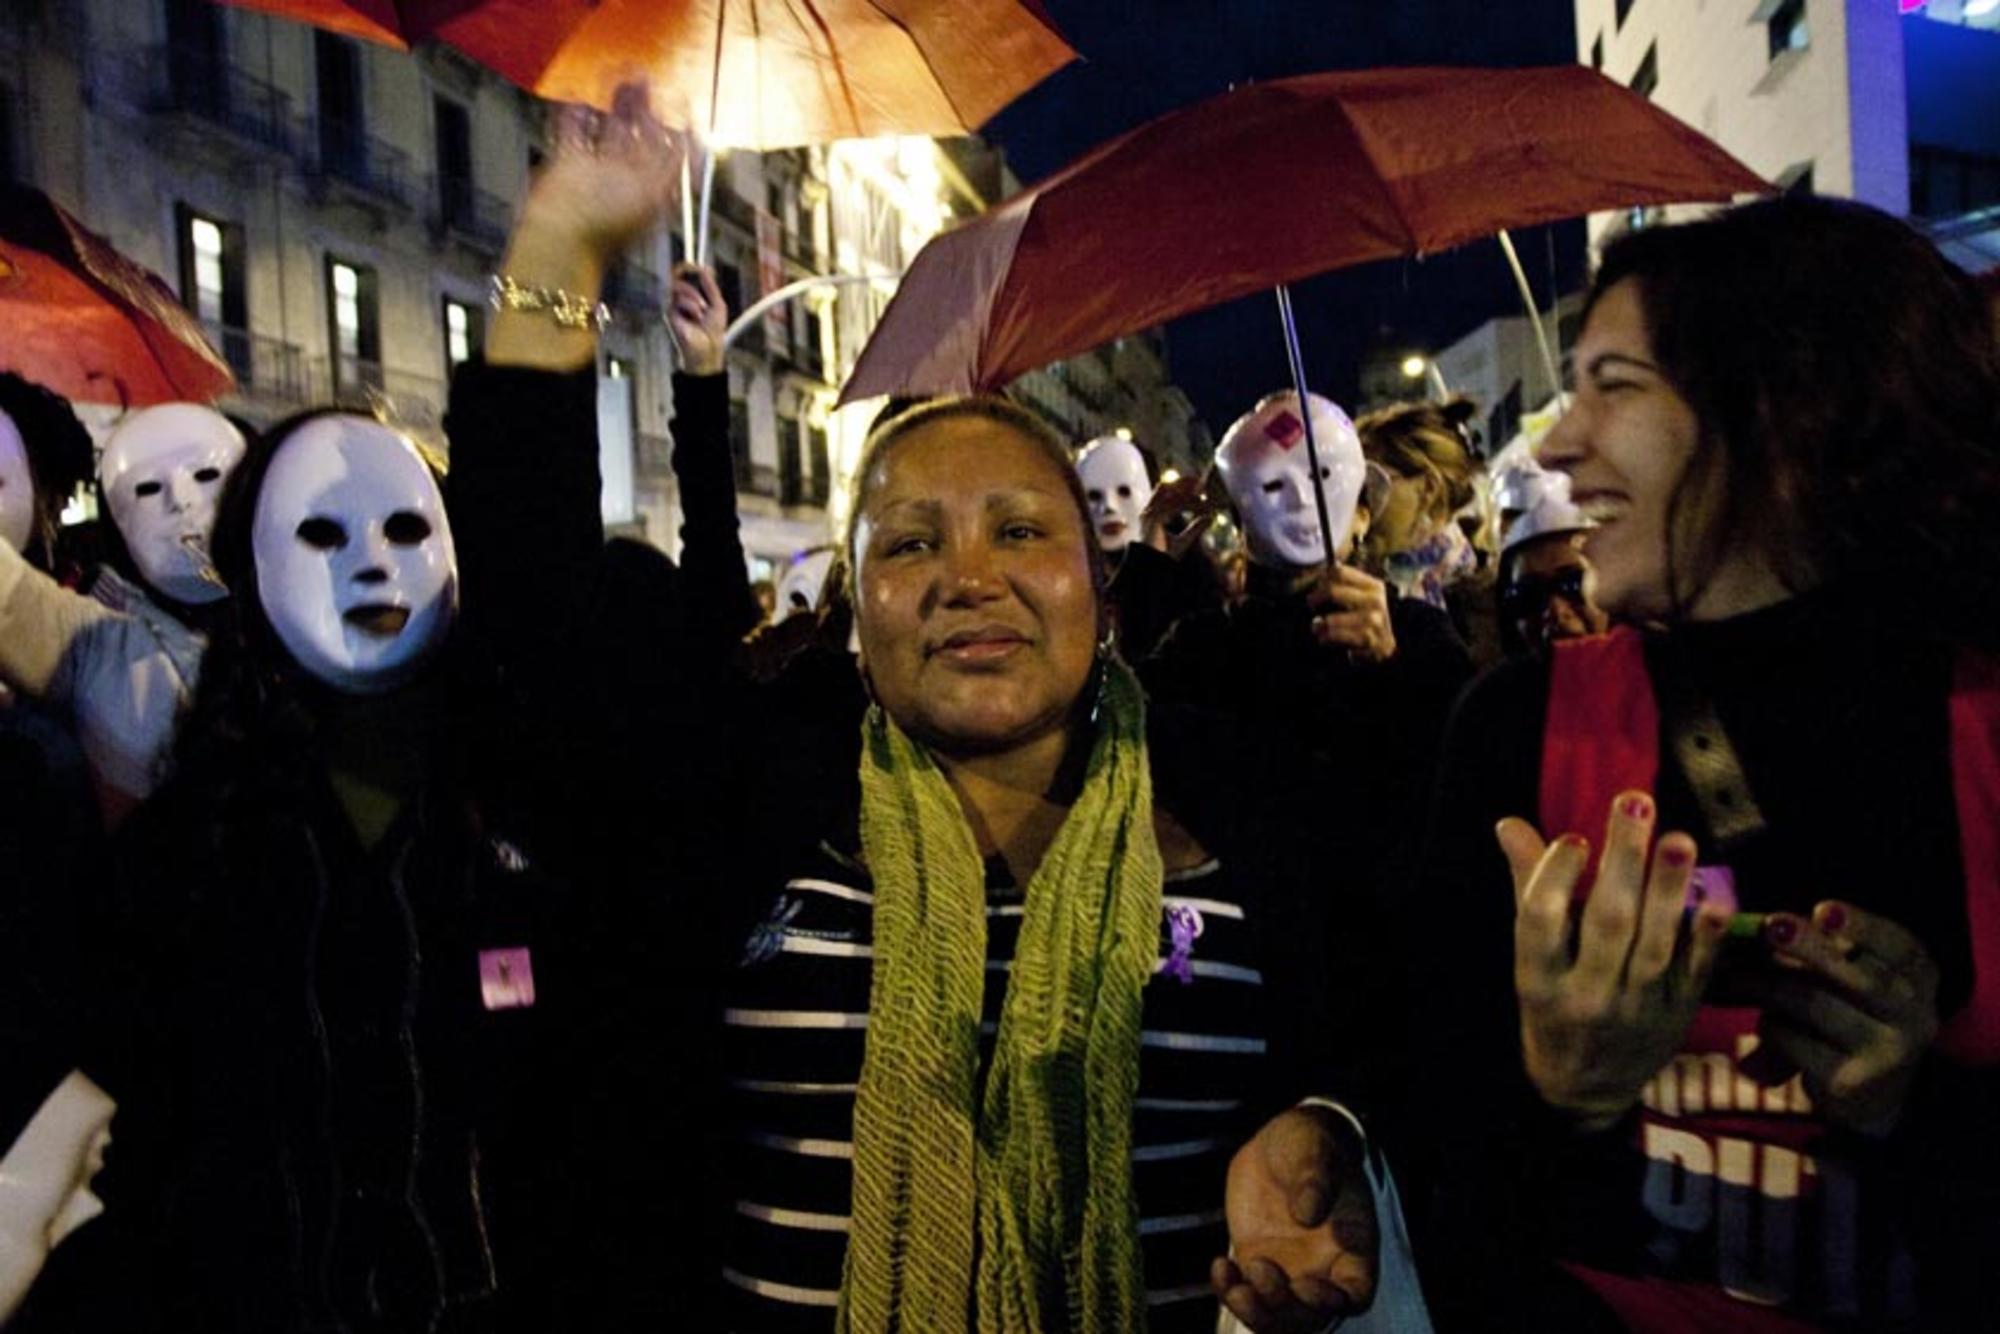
[1412, 589, 1999, 1333]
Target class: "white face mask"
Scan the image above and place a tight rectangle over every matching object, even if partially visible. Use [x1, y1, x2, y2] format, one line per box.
[0, 410, 34, 556]
[99, 404, 246, 604]
[1216, 392, 1366, 570]
[1075, 436, 1153, 553]
[775, 548, 835, 623]
[252, 416, 458, 695]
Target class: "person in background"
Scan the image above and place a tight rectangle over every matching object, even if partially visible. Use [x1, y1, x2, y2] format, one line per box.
[0, 398, 247, 818]
[750, 577, 777, 624]
[1355, 396, 1483, 613]
[1077, 432, 1219, 660]
[1142, 391, 1472, 1150]
[1415, 195, 2000, 1333]
[0, 374, 108, 1330]
[12, 82, 721, 1334]
[1494, 464, 1605, 658]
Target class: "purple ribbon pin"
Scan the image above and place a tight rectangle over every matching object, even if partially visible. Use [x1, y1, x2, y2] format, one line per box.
[1159, 903, 1205, 985]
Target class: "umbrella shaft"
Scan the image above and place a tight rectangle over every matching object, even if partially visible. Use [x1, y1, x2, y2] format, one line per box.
[1274, 285, 1339, 566]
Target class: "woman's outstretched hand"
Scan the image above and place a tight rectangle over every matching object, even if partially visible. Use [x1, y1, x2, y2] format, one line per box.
[1215, 1104, 1378, 1332]
[1499, 793, 1730, 1133]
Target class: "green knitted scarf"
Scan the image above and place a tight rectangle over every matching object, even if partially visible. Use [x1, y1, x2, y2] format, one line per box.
[838, 659, 1162, 1334]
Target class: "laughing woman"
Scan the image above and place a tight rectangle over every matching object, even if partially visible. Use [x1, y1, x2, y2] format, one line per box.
[1416, 196, 2000, 1333]
[713, 395, 1408, 1334]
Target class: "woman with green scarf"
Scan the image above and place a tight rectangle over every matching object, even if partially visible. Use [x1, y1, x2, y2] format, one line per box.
[714, 394, 1389, 1334]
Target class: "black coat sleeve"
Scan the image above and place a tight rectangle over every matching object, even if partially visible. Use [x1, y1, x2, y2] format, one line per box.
[668, 371, 763, 651]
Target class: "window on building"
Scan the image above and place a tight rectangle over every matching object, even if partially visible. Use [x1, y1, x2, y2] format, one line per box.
[165, 0, 224, 113]
[1767, 0, 1809, 61]
[175, 205, 249, 377]
[727, 397, 752, 490]
[0, 88, 15, 185]
[435, 97, 473, 228]
[1590, 33, 1604, 71]
[778, 415, 803, 505]
[807, 422, 831, 507]
[1911, 145, 2000, 217]
[325, 256, 381, 392]
[1613, 0, 1635, 31]
[442, 297, 484, 370]
[1629, 43, 1658, 100]
[316, 32, 364, 176]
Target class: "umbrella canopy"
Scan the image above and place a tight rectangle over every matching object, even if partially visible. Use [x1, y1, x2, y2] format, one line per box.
[218, 0, 1076, 149]
[840, 64, 1771, 403]
[0, 185, 236, 407]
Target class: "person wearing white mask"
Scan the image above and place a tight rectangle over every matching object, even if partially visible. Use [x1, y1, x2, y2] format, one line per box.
[1075, 433, 1219, 660]
[21, 80, 722, 1334]
[1076, 434, 1153, 553]
[1142, 391, 1473, 1122]
[0, 398, 246, 816]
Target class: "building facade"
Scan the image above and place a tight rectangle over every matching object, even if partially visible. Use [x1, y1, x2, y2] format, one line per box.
[1573, 0, 2000, 248]
[1, 0, 1206, 581]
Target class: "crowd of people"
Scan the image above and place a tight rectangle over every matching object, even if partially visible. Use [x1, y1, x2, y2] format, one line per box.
[2, 82, 1997, 1334]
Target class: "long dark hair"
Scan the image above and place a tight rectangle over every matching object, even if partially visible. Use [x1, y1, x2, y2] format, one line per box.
[1587, 195, 2000, 643]
[0, 370, 95, 572]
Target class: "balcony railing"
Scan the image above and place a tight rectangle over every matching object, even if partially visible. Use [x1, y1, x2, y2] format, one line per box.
[304, 118, 414, 209]
[138, 46, 294, 155]
[430, 176, 511, 253]
[203, 323, 310, 408]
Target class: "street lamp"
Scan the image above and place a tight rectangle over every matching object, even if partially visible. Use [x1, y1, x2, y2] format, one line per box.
[1399, 353, 1451, 402]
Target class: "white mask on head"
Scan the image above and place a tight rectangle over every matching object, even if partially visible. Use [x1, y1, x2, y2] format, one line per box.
[1075, 436, 1153, 553]
[0, 410, 34, 556]
[99, 404, 246, 604]
[252, 416, 458, 694]
[1215, 391, 1366, 571]
[775, 547, 835, 623]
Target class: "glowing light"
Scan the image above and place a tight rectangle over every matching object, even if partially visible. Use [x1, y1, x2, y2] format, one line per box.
[1114, 426, 1133, 440]
[1160, 468, 1182, 484]
[1400, 354, 1428, 379]
[1966, 0, 1998, 17]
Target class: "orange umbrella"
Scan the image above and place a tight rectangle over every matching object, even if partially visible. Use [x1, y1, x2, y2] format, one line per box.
[841, 64, 1771, 403]
[218, 0, 1076, 149]
[0, 185, 236, 407]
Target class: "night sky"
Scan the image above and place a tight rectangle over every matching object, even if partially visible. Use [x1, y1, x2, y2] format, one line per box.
[983, 0, 1588, 437]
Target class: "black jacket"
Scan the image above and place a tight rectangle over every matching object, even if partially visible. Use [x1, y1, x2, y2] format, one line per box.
[23, 363, 727, 1334]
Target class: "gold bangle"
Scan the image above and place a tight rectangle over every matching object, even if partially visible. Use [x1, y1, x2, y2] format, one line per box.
[488, 273, 611, 331]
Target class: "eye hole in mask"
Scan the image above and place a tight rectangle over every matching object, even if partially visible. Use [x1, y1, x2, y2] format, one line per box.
[296, 516, 348, 551]
[135, 481, 163, 498]
[194, 467, 222, 484]
[384, 511, 432, 545]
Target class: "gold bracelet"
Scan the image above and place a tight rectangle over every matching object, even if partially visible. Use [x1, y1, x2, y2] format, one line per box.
[489, 273, 611, 331]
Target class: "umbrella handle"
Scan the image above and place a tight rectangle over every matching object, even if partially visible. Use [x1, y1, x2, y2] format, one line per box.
[1274, 285, 1340, 567]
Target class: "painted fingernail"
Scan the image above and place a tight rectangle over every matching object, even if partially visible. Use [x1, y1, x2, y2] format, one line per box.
[1819, 903, 1847, 934]
[1659, 842, 1693, 869]
[1766, 915, 1799, 948]
[1619, 793, 1653, 821]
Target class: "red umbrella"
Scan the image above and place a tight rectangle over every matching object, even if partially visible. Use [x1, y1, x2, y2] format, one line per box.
[841, 64, 1771, 404]
[0, 185, 236, 407]
[217, 0, 1076, 149]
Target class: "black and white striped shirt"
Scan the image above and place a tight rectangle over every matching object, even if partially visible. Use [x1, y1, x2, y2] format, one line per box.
[718, 842, 1271, 1333]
